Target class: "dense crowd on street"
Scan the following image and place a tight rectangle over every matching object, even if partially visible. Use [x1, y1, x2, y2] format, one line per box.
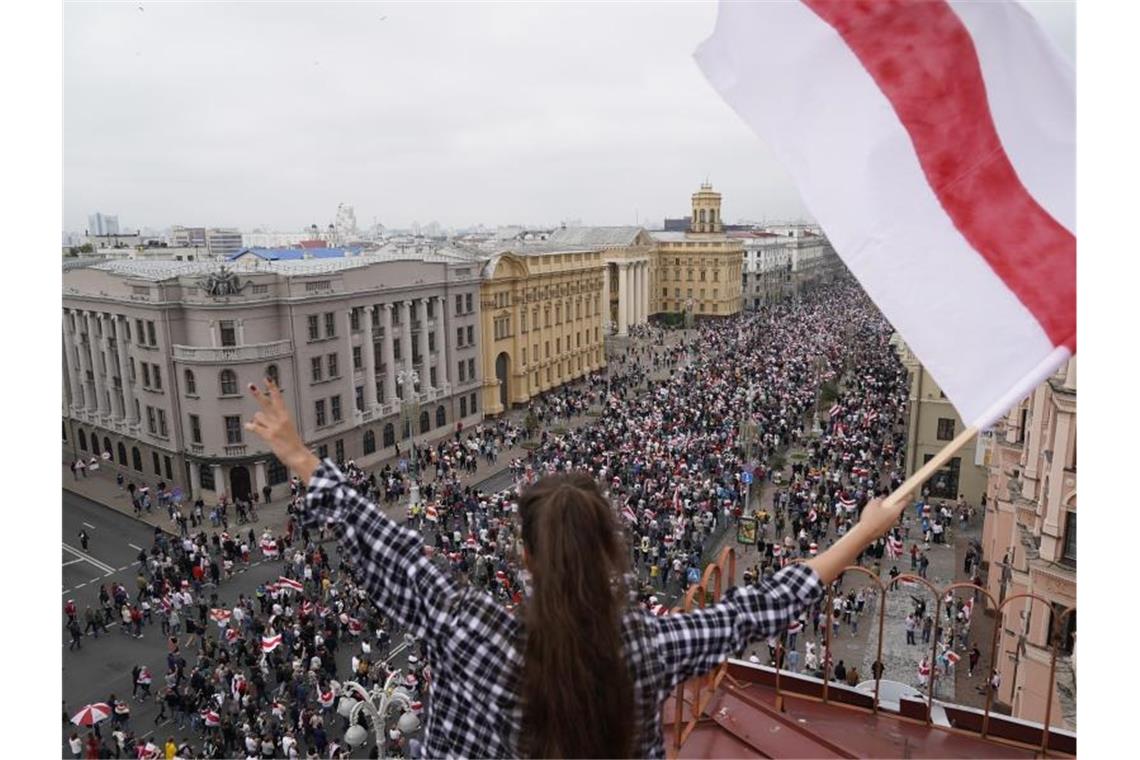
[65, 281, 989, 757]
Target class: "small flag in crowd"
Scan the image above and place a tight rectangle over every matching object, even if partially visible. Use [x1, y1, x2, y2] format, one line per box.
[828, 404, 842, 419]
[695, 0, 1076, 429]
[622, 504, 637, 523]
[261, 633, 283, 653]
[277, 576, 303, 592]
[425, 504, 439, 522]
[946, 650, 962, 665]
[209, 608, 232, 624]
[224, 628, 239, 643]
[886, 535, 904, 559]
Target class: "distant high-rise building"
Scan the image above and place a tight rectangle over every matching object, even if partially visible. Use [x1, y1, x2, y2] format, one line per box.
[88, 212, 119, 236]
[205, 228, 243, 258]
[171, 226, 208, 247]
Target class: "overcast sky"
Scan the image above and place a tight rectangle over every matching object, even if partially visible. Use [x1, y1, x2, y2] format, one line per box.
[63, 1, 1075, 234]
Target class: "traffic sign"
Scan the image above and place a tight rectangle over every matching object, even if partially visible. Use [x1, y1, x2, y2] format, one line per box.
[740, 470, 753, 485]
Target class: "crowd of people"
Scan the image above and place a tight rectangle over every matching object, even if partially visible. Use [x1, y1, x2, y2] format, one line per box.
[66, 280, 988, 757]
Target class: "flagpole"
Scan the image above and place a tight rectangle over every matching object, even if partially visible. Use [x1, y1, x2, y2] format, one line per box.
[882, 425, 978, 512]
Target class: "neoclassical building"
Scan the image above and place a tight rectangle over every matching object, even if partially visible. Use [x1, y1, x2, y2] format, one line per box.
[62, 249, 484, 502]
[477, 243, 606, 415]
[547, 226, 655, 336]
[981, 359, 1076, 730]
[650, 183, 744, 318]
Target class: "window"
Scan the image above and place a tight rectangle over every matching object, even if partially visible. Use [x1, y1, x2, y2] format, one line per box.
[457, 327, 465, 347]
[219, 321, 237, 347]
[185, 369, 197, 395]
[465, 293, 473, 313]
[132, 446, 143, 471]
[189, 414, 202, 444]
[436, 405, 446, 427]
[142, 363, 151, 387]
[420, 410, 431, 434]
[199, 463, 214, 490]
[1062, 511, 1076, 566]
[521, 347, 526, 367]
[157, 409, 168, 437]
[350, 308, 360, 332]
[317, 444, 328, 459]
[268, 456, 287, 485]
[331, 395, 342, 422]
[428, 331, 436, 352]
[1017, 408, 1028, 444]
[266, 364, 279, 387]
[311, 356, 323, 382]
[117, 442, 127, 465]
[393, 338, 402, 361]
[466, 325, 474, 345]
[1048, 604, 1076, 656]
[305, 280, 331, 293]
[335, 439, 344, 463]
[219, 369, 238, 396]
[224, 415, 242, 444]
[520, 311, 527, 333]
[460, 396, 467, 417]
[427, 300, 435, 319]
[164, 456, 172, 480]
[328, 353, 338, 378]
[429, 367, 437, 387]
[470, 392, 477, 413]
[922, 454, 961, 499]
[355, 385, 364, 411]
[146, 406, 156, 434]
[363, 429, 376, 455]
[353, 346, 362, 371]
[324, 312, 336, 338]
[146, 321, 156, 346]
[455, 294, 463, 316]
[129, 358, 136, 382]
[307, 315, 320, 341]
[937, 418, 955, 441]
[152, 365, 162, 390]
[382, 423, 395, 448]
[252, 283, 269, 295]
[315, 400, 327, 427]
[153, 451, 162, 475]
[78, 429, 87, 451]
[458, 362, 466, 382]
[135, 319, 145, 344]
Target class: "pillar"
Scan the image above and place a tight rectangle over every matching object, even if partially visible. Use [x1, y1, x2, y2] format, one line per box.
[117, 315, 139, 425]
[436, 295, 449, 389]
[363, 306, 378, 409]
[254, 460, 268, 494]
[617, 263, 629, 336]
[74, 312, 95, 412]
[416, 298, 430, 391]
[344, 308, 356, 417]
[401, 300, 414, 381]
[211, 464, 225, 497]
[635, 262, 644, 324]
[63, 312, 84, 409]
[86, 312, 110, 418]
[189, 460, 202, 501]
[642, 260, 650, 322]
[102, 315, 124, 420]
[602, 265, 611, 332]
[381, 304, 396, 404]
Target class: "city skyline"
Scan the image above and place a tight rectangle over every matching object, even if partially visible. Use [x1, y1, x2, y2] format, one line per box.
[64, 2, 1075, 235]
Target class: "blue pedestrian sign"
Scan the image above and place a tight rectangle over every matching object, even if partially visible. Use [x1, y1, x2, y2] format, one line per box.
[740, 470, 753, 485]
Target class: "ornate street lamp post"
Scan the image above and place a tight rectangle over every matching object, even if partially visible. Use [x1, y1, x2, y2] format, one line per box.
[338, 671, 421, 757]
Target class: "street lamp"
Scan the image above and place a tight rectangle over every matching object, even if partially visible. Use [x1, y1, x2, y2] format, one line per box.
[340, 671, 421, 756]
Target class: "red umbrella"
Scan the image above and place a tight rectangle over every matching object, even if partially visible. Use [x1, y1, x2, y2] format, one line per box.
[71, 703, 112, 726]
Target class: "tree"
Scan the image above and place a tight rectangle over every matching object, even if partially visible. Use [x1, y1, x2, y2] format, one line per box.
[818, 380, 840, 411]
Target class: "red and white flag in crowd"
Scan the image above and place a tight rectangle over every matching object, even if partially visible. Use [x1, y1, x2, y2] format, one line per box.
[209, 608, 232, 624]
[828, 404, 842, 419]
[838, 495, 857, 512]
[887, 535, 904, 559]
[672, 486, 682, 515]
[202, 709, 220, 728]
[318, 688, 336, 708]
[261, 633, 283, 653]
[946, 650, 962, 665]
[277, 576, 303, 592]
[224, 628, 239, 643]
[696, 0, 1075, 429]
[622, 503, 637, 523]
[425, 504, 439, 522]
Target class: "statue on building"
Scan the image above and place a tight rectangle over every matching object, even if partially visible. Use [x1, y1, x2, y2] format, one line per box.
[197, 265, 249, 297]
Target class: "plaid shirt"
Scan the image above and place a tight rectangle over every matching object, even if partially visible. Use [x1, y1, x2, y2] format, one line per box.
[303, 460, 823, 758]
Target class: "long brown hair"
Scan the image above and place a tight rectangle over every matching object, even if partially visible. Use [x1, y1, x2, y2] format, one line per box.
[518, 472, 635, 758]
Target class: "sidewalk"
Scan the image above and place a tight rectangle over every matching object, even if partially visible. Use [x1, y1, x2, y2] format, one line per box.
[62, 328, 694, 536]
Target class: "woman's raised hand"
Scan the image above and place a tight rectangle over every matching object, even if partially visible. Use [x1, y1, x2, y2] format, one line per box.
[246, 378, 319, 483]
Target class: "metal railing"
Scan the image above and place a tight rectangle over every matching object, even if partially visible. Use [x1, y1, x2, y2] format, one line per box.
[664, 550, 1077, 757]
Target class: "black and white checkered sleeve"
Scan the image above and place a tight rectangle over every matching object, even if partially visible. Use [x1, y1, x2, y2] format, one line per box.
[300, 459, 457, 642]
[652, 562, 823, 690]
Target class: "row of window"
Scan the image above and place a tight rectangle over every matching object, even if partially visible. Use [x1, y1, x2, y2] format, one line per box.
[73, 426, 172, 480]
[658, 268, 721, 283]
[185, 365, 280, 398]
[315, 395, 343, 428]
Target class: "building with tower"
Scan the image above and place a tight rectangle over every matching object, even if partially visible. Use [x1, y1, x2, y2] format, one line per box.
[650, 182, 744, 319]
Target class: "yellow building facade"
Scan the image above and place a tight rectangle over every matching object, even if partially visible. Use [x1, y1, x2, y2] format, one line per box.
[650, 183, 744, 318]
[478, 245, 606, 415]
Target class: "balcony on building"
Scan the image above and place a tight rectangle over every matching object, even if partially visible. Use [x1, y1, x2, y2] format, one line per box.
[173, 340, 292, 364]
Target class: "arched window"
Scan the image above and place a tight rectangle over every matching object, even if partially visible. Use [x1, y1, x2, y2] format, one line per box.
[184, 369, 197, 395]
[132, 446, 143, 471]
[78, 429, 87, 451]
[382, 423, 395, 448]
[699, 209, 706, 223]
[266, 364, 279, 387]
[436, 405, 446, 428]
[363, 430, 376, 456]
[91, 436, 100, 456]
[104, 436, 112, 456]
[420, 411, 431, 434]
[709, 209, 716, 226]
[219, 369, 238, 396]
[118, 442, 127, 465]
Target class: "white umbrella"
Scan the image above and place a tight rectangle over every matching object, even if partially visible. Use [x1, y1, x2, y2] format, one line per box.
[71, 702, 112, 726]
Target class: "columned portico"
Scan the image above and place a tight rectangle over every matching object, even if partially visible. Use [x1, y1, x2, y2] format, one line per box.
[116, 315, 139, 425]
[617, 263, 630, 336]
[401, 300, 414, 383]
[602, 266, 612, 333]
[415, 298, 430, 391]
[435, 295, 449, 389]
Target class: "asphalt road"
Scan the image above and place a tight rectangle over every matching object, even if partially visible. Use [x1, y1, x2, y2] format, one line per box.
[61, 491, 417, 757]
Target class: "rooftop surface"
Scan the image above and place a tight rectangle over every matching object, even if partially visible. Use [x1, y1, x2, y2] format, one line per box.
[548, 225, 647, 247]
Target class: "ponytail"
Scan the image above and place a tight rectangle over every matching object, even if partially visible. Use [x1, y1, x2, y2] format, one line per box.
[518, 473, 635, 758]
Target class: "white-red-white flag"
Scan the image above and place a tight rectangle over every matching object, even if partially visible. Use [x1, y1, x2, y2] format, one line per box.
[696, 0, 1075, 429]
[209, 608, 231, 624]
[261, 634, 282, 653]
[277, 576, 303, 592]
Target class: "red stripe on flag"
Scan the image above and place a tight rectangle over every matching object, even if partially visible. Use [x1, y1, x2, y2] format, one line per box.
[803, 0, 1075, 351]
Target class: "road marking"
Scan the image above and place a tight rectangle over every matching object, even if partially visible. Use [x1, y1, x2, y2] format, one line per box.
[129, 543, 143, 551]
[62, 543, 116, 576]
[62, 558, 85, 567]
[75, 582, 88, 588]
[119, 565, 130, 571]
[62, 588, 71, 595]
[83, 522, 96, 529]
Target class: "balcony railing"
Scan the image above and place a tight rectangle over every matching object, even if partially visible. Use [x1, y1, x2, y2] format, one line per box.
[173, 340, 292, 364]
[223, 444, 247, 457]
